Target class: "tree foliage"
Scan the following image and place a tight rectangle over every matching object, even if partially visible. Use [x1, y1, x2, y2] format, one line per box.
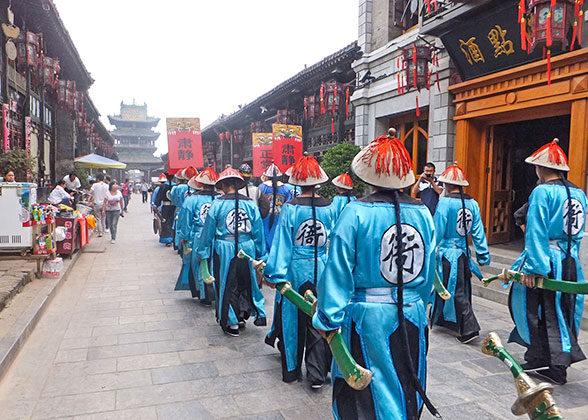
[0, 149, 37, 182]
[318, 142, 365, 200]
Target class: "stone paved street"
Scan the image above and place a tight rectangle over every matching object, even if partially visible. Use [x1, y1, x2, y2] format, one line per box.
[0, 197, 587, 419]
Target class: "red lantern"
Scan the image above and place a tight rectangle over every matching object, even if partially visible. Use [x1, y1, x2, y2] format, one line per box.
[527, 0, 575, 51]
[219, 132, 226, 142]
[401, 45, 432, 91]
[323, 83, 341, 115]
[225, 131, 231, 140]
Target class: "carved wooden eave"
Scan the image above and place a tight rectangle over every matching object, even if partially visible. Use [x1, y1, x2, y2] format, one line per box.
[449, 48, 588, 120]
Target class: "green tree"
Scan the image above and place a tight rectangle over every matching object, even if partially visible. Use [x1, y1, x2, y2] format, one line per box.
[0, 149, 37, 182]
[319, 142, 365, 200]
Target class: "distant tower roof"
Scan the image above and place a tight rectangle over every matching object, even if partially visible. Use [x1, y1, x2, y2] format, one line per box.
[108, 101, 160, 127]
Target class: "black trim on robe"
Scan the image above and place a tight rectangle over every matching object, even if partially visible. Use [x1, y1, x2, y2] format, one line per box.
[359, 190, 422, 206]
[334, 321, 376, 420]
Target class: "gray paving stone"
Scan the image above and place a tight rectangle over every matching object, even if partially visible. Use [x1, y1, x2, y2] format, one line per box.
[151, 362, 218, 385]
[232, 388, 312, 416]
[52, 359, 118, 378]
[156, 399, 215, 420]
[197, 395, 241, 418]
[116, 351, 183, 372]
[42, 370, 152, 396]
[117, 330, 173, 345]
[60, 335, 119, 350]
[87, 342, 150, 360]
[72, 406, 157, 420]
[115, 380, 195, 410]
[32, 391, 116, 419]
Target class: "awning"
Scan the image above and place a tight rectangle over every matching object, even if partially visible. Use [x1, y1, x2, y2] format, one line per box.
[74, 153, 127, 169]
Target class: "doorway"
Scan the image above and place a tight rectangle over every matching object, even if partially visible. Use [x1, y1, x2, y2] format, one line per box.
[487, 115, 571, 244]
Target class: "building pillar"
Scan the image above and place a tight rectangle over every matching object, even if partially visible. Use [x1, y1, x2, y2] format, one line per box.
[569, 98, 588, 190]
[55, 108, 76, 179]
[358, 0, 373, 54]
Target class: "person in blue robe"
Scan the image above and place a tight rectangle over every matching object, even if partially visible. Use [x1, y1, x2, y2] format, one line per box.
[330, 173, 357, 224]
[313, 129, 440, 420]
[170, 167, 196, 252]
[258, 163, 293, 253]
[197, 167, 267, 336]
[264, 154, 334, 388]
[430, 163, 490, 344]
[508, 139, 586, 385]
[154, 173, 176, 246]
[175, 170, 219, 305]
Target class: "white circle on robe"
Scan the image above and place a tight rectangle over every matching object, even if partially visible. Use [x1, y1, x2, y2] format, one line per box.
[456, 208, 473, 237]
[225, 209, 252, 234]
[294, 219, 327, 248]
[199, 203, 212, 223]
[563, 198, 585, 236]
[380, 224, 425, 285]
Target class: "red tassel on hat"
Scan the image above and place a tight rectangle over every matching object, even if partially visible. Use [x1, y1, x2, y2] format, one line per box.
[547, 49, 552, 85]
[360, 135, 413, 177]
[530, 139, 568, 166]
[293, 153, 322, 181]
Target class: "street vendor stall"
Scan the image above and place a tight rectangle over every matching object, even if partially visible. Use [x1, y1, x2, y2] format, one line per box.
[74, 153, 127, 169]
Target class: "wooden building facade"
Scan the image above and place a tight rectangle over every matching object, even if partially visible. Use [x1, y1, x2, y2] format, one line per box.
[1, 0, 115, 185]
[201, 43, 362, 169]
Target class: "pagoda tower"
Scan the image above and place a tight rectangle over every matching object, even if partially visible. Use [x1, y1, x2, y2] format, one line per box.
[108, 102, 162, 180]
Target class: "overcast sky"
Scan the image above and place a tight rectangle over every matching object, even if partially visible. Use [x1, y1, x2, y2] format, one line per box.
[53, 0, 358, 155]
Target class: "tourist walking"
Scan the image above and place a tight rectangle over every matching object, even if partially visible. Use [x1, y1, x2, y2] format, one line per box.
[141, 180, 149, 203]
[89, 173, 109, 237]
[102, 181, 124, 244]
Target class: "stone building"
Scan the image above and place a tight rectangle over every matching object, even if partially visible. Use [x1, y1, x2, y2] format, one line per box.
[354, 0, 588, 247]
[108, 102, 161, 180]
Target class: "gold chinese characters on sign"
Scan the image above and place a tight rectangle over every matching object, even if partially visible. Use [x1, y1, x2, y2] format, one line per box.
[488, 25, 514, 58]
[460, 37, 485, 65]
[460, 25, 516, 65]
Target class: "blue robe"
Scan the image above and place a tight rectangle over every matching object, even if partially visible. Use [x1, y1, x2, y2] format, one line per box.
[509, 179, 587, 368]
[430, 193, 490, 336]
[258, 182, 292, 253]
[312, 191, 436, 420]
[331, 194, 357, 225]
[154, 182, 175, 244]
[175, 190, 218, 300]
[197, 193, 267, 330]
[170, 184, 190, 250]
[265, 196, 335, 383]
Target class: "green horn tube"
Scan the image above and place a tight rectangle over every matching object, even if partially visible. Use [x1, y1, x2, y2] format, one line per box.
[482, 333, 562, 420]
[237, 250, 373, 391]
[200, 259, 215, 285]
[483, 268, 588, 295]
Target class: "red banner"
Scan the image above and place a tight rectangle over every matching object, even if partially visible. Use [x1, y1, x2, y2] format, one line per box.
[3, 104, 9, 152]
[272, 124, 303, 173]
[167, 118, 204, 172]
[252, 133, 273, 177]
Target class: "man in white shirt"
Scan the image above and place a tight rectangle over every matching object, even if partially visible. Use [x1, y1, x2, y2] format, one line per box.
[90, 173, 109, 237]
[63, 172, 82, 191]
[48, 180, 73, 206]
